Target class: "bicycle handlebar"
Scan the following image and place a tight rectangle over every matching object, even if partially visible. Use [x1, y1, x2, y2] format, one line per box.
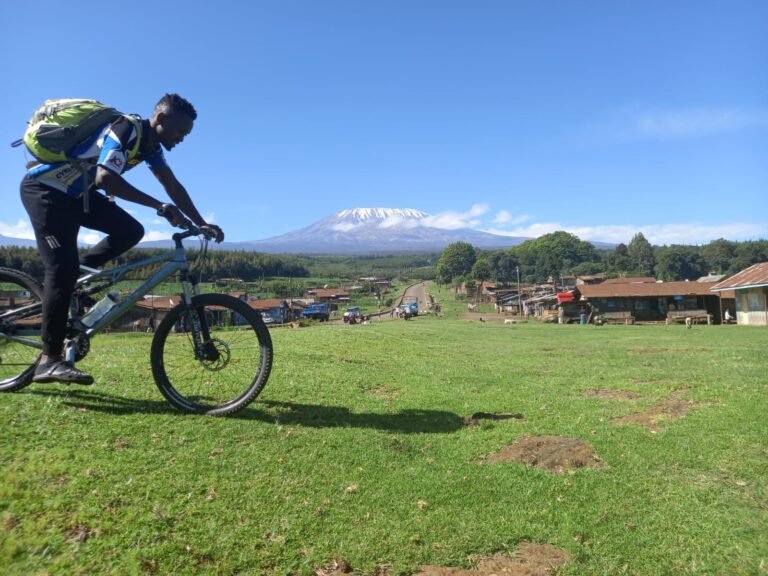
[157, 205, 218, 242]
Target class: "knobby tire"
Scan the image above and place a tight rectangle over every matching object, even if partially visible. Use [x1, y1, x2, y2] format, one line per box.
[150, 293, 273, 415]
[0, 267, 43, 392]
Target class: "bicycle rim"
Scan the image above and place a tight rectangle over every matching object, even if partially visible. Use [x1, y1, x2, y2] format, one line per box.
[150, 293, 273, 415]
[0, 268, 43, 392]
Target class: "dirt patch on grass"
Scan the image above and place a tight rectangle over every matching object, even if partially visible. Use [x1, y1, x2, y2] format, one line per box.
[486, 435, 605, 474]
[584, 389, 641, 401]
[611, 388, 708, 432]
[630, 378, 677, 385]
[315, 543, 569, 576]
[414, 543, 570, 575]
[464, 412, 526, 425]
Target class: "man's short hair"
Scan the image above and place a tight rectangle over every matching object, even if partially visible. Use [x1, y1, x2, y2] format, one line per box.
[154, 93, 197, 121]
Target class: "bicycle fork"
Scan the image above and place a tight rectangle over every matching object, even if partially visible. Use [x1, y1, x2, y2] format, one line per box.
[181, 279, 219, 363]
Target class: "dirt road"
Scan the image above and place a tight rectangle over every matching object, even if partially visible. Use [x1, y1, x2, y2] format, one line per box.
[400, 281, 430, 311]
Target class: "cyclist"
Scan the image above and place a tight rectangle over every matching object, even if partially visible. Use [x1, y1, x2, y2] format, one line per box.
[20, 93, 224, 385]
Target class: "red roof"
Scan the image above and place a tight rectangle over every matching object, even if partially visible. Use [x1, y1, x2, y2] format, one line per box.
[710, 262, 768, 291]
[602, 277, 657, 285]
[579, 281, 719, 298]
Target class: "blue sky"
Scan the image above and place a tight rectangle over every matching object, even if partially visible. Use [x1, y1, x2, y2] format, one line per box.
[1, 1, 766, 246]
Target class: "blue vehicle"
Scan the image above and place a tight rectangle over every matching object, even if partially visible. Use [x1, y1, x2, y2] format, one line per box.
[400, 299, 418, 319]
[303, 303, 330, 321]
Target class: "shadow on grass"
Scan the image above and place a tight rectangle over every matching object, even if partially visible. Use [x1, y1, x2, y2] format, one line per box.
[23, 390, 464, 434]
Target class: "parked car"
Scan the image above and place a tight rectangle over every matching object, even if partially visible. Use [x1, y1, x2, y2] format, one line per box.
[343, 306, 363, 324]
[260, 313, 275, 325]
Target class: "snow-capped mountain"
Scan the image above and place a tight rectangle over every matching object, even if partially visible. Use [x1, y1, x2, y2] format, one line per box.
[242, 207, 530, 253]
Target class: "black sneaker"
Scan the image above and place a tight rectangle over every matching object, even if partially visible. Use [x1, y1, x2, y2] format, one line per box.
[33, 361, 94, 385]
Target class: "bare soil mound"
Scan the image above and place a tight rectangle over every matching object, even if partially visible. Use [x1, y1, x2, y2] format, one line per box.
[315, 543, 569, 576]
[414, 543, 570, 575]
[487, 435, 605, 474]
[611, 388, 708, 432]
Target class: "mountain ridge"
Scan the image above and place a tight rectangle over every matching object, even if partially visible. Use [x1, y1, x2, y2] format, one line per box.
[1, 208, 616, 252]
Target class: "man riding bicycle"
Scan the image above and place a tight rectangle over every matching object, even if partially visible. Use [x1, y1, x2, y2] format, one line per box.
[20, 93, 223, 385]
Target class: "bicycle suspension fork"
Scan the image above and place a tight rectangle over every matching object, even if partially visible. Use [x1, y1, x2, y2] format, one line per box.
[180, 274, 218, 362]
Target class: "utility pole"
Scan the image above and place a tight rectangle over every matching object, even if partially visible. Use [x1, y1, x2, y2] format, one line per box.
[516, 266, 522, 316]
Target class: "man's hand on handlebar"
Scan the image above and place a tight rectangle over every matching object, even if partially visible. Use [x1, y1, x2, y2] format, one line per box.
[201, 224, 224, 243]
[157, 205, 224, 243]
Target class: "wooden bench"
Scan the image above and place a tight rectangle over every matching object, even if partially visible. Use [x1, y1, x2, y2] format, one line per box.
[598, 311, 635, 325]
[666, 309, 712, 325]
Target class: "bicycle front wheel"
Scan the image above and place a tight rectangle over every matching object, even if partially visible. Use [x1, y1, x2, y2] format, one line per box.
[150, 293, 273, 415]
[0, 267, 43, 392]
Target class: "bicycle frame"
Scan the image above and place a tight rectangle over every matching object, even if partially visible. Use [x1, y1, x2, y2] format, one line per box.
[1, 231, 206, 355]
[75, 243, 196, 336]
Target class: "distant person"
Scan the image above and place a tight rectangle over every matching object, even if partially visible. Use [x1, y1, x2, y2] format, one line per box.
[579, 306, 588, 325]
[724, 308, 734, 323]
[21, 94, 223, 385]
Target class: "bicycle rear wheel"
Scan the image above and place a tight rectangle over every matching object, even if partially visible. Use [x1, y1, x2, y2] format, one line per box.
[0, 267, 43, 392]
[150, 293, 273, 415]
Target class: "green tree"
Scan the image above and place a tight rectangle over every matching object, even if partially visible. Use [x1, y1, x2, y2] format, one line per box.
[605, 243, 633, 275]
[654, 245, 708, 281]
[627, 233, 655, 276]
[471, 258, 492, 303]
[700, 238, 736, 275]
[511, 231, 600, 282]
[436, 242, 477, 283]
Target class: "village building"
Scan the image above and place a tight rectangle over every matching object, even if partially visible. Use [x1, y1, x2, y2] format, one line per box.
[577, 278, 724, 324]
[710, 262, 768, 326]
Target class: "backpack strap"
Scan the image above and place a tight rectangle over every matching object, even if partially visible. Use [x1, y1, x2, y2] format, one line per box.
[125, 114, 142, 164]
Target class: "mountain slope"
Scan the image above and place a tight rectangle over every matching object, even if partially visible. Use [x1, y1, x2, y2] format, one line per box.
[241, 208, 530, 253]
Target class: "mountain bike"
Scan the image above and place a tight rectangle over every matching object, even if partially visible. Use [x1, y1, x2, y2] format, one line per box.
[0, 219, 273, 416]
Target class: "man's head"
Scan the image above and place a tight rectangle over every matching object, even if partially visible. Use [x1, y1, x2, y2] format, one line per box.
[150, 93, 197, 151]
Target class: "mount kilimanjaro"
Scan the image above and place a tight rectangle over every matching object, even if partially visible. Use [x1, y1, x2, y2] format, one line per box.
[241, 208, 530, 253]
[0, 208, 531, 253]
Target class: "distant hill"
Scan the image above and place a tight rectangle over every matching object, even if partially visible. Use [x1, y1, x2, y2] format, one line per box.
[0, 234, 37, 248]
[238, 208, 533, 253]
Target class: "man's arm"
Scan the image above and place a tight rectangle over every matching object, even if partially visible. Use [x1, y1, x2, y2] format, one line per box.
[149, 164, 206, 226]
[94, 166, 165, 211]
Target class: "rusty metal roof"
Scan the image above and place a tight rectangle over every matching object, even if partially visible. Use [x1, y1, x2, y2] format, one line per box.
[710, 262, 768, 291]
[579, 280, 719, 299]
[601, 276, 657, 285]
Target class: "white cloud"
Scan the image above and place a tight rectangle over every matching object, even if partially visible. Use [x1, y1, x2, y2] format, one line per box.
[492, 210, 530, 227]
[583, 105, 768, 142]
[78, 231, 104, 246]
[0, 219, 35, 240]
[422, 203, 489, 230]
[143, 230, 173, 242]
[332, 222, 361, 232]
[484, 221, 767, 245]
[378, 215, 419, 229]
[493, 210, 511, 225]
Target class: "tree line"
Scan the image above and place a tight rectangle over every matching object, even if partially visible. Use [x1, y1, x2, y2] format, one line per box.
[0, 246, 437, 283]
[436, 232, 768, 287]
[3, 232, 764, 286]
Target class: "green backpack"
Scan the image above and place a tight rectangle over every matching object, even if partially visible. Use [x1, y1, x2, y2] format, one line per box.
[11, 98, 141, 164]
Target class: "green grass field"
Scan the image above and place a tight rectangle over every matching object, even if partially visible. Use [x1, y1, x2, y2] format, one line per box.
[1, 286, 766, 575]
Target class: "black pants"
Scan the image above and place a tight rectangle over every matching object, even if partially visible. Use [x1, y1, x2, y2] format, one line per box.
[20, 178, 144, 357]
